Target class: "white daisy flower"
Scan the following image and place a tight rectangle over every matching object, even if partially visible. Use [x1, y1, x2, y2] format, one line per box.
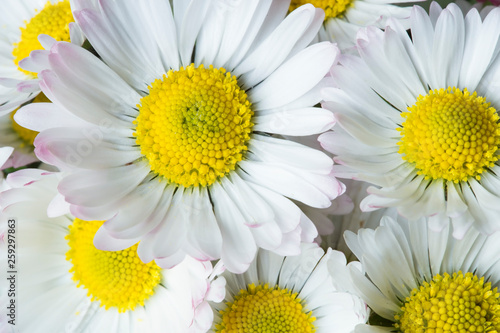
[0, 171, 218, 332]
[16, 1, 342, 273]
[208, 242, 369, 332]
[320, 3, 500, 236]
[344, 215, 500, 332]
[287, 0, 421, 50]
[0, 0, 84, 114]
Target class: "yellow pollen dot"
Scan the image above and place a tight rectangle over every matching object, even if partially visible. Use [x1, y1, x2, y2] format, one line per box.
[12, 0, 74, 77]
[10, 92, 49, 147]
[395, 271, 500, 333]
[289, 0, 353, 20]
[134, 63, 253, 188]
[215, 283, 316, 333]
[398, 87, 500, 182]
[65, 219, 162, 312]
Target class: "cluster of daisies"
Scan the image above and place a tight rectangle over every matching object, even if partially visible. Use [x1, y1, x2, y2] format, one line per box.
[2, 0, 500, 332]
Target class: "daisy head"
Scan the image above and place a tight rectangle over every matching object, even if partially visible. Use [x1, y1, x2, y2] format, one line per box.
[16, 0, 343, 273]
[208, 243, 369, 332]
[345, 215, 500, 332]
[0, 170, 218, 332]
[320, 3, 500, 236]
[287, 0, 420, 50]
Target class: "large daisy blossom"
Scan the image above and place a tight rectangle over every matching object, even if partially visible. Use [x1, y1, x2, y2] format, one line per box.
[320, 3, 500, 237]
[15, 1, 342, 273]
[0, 171, 220, 332]
[345, 215, 500, 332]
[208, 243, 369, 332]
[288, 0, 420, 50]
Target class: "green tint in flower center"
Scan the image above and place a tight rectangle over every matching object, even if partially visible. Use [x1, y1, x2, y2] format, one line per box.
[134, 64, 253, 188]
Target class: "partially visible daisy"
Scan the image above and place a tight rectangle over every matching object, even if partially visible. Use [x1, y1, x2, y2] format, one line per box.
[16, 1, 342, 272]
[0, 171, 217, 332]
[0, 0, 84, 168]
[208, 242, 369, 332]
[320, 3, 500, 236]
[0, 0, 84, 114]
[288, 0, 421, 50]
[344, 215, 500, 332]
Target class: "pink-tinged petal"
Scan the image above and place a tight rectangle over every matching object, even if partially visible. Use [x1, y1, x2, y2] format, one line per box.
[38, 34, 57, 49]
[205, 276, 226, 303]
[15, 102, 82, 132]
[5, 169, 47, 187]
[17, 79, 40, 93]
[1, 151, 38, 170]
[101, 182, 167, 239]
[19, 50, 50, 74]
[190, 300, 214, 333]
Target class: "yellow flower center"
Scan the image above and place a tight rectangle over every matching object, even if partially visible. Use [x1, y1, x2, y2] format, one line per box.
[134, 63, 253, 188]
[398, 87, 500, 182]
[395, 272, 500, 333]
[65, 218, 162, 312]
[289, 0, 353, 20]
[10, 93, 48, 147]
[12, 0, 74, 77]
[215, 283, 316, 333]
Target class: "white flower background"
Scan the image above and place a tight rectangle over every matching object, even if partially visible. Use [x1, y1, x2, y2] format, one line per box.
[1, 0, 500, 332]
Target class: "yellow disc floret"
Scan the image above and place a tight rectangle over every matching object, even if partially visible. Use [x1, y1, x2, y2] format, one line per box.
[12, 0, 74, 77]
[395, 271, 500, 333]
[289, 0, 353, 20]
[215, 283, 316, 333]
[10, 92, 49, 146]
[398, 87, 500, 182]
[134, 63, 253, 188]
[65, 219, 162, 312]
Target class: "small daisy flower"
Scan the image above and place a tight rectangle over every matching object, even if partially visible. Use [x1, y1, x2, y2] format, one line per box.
[16, 1, 342, 272]
[287, 0, 420, 50]
[320, 3, 500, 236]
[208, 242, 369, 332]
[0, 171, 218, 332]
[344, 215, 500, 332]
